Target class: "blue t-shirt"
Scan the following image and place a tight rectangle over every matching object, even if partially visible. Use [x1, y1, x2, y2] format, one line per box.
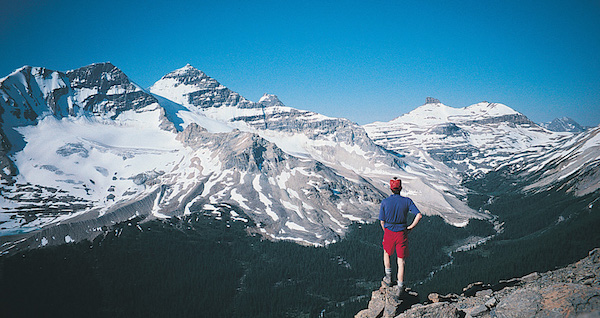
[379, 194, 421, 232]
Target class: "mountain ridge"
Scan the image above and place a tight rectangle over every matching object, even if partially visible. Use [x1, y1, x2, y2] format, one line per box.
[363, 98, 574, 177]
[2, 63, 482, 253]
[2, 64, 597, 255]
[148, 65, 483, 225]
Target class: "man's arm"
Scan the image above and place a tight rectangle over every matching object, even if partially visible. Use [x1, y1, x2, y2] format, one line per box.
[406, 213, 422, 231]
[379, 201, 386, 231]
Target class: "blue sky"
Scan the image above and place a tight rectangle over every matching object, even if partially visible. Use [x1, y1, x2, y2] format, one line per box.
[1, 0, 599, 126]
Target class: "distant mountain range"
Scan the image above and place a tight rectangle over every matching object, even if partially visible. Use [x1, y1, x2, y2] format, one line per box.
[1, 63, 598, 255]
[363, 98, 598, 194]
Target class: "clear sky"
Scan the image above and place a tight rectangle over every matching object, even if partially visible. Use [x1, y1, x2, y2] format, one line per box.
[1, 0, 599, 126]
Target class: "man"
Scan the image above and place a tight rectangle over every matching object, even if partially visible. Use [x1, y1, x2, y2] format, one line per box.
[379, 177, 422, 295]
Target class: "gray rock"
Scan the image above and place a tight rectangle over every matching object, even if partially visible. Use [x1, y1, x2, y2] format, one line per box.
[484, 297, 497, 308]
[397, 302, 460, 318]
[520, 272, 541, 283]
[475, 289, 493, 297]
[56, 142, 89, 158]
[354, 285, 420, 318]
[428, 292, 461, 303]
[495, 289, 542, 318]
[536, 283, 600, 317]
[468, 304, 488, 317]
[355, 290, 385, 318]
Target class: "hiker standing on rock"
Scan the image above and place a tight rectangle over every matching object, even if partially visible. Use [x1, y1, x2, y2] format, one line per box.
[379, 177, 422, 295]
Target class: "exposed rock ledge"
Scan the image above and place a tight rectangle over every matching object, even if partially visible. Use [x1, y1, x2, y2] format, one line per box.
[356, 248, 600, 318]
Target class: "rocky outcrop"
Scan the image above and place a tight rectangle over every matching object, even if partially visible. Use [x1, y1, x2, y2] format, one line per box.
[425, 97, 440, 104]
[356, 248, 600, 317]
[355, 285, 420, 318]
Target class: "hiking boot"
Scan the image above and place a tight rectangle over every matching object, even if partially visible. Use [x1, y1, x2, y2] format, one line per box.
[398, 286, 406, 297]
[394, 286, 407, 299]
[388, 285, 402, 301]
[382, 275, 392, 287]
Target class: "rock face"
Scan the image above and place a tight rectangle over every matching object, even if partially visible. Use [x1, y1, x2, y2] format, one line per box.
[355, 248, 600, 317]
[66, 62, 158, 118]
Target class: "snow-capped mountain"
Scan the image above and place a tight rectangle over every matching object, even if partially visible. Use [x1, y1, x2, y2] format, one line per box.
[0, 63, 183, 251]
[148, 65, 481, 224]
[363, 98, 573, 177]
[502, 124, 600, 197]
[363, 98, 600, 206]
[172, 123, 384, 244]
[540, 117, 586, 133]
[0, 64, 484, 254]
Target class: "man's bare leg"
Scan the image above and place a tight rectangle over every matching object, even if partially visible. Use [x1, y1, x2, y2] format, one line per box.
[397, 257, 405, 289]
[383, 250, 392, 286]
[384, 250, 391, 269]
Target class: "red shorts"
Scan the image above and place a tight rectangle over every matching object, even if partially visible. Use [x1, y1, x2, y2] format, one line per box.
[382, 228, 408, 258]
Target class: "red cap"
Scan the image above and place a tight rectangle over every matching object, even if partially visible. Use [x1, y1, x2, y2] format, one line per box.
[390, 178, 401, 190]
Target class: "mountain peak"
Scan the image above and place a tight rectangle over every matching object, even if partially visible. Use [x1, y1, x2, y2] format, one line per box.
[70, 62, 119, 73]
[465, 102, 519, 117]
[1, 65, 35, 83]
[541, 117, 585, 133]
[150, 65, 233, 108]
[164, 64, 208, 80]
[425, 97, 441, 104]
[259, 94, 285, 107]
[66, 62, 132, 85]
[181, 63, 198, 72]
[65, 62, 130, 86]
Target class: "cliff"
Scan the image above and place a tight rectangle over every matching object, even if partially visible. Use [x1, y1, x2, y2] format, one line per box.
[356, 248, 600, 317]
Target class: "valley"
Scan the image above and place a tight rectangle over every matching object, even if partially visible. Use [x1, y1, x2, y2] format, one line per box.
[0, 62, 598, 317]
[0, 167, 597, 317]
